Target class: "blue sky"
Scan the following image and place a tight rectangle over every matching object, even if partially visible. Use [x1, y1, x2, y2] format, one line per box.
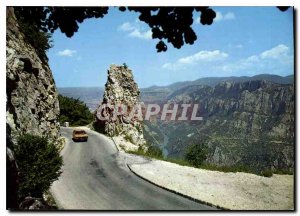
[47, 7, 294, 88]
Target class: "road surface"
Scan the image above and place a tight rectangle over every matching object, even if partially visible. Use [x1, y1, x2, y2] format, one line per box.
[50, 127, 217, 210]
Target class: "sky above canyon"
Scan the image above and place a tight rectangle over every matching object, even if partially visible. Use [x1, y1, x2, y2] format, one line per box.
[47, 6, 294, 88]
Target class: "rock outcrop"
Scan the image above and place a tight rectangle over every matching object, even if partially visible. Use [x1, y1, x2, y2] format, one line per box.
[94, 65, 146, 150]
[6, 7, 60, 145]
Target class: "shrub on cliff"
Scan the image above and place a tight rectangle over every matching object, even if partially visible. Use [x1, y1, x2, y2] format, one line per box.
[146, 145, 164, 159]
[185, 144, 207, 167]
[14, 134, 63, 199]
[58, 95, 93, 126]
[127, 144, 163, 160]
[261, 169, 273, 177]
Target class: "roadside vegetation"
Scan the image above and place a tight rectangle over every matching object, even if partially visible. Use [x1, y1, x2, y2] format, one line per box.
[184, 144, 208, 168]
[58, 94, 93, 126]
[14, 8, 53, 62]
[14, 134, 63, 200]
[126, 142, 292, 178]
[124, 134, 134, 144]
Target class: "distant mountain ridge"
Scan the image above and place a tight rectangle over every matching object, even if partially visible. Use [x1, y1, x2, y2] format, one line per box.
[58, 74, 294, 109]
[143, 74, 294, 92]
[141, 74, 294, 102]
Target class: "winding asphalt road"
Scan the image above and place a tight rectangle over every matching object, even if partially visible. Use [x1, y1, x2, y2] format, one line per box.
[50, 127, 216, 210]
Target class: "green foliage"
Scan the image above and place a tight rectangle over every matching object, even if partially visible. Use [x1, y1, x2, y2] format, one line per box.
[92, 121, 105, 134]
[127, 146, 145, 155]
[13, 7, 289, 53]
[273, 169, 293, 175]
[127, 147, 191, 167]
[261, 169, 273, 177]
[124, 134, 134, 143]
[146, 145, 164, 159]
[43, 190, 58, 209]
[12, 7, 216, 52]
[127, 143, 164, 160]
[185, 144, 207, 168]
[14, 134, 63, 199]
[199, 164, 253, 174]
[58, 95, 94, 126]
[123, 63, 128, 69]
[14, 10, 53, 62]
[165, 158, 191, 166]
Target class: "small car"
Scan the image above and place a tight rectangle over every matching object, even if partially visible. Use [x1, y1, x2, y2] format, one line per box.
[72, 129, 88, 142]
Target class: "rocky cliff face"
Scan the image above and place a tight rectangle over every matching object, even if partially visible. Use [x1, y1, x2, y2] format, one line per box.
[6, 7, 60, 144]
[6, 7, 60, 209]
[147, 80, 294, 172]
[94, 65, 146, 149]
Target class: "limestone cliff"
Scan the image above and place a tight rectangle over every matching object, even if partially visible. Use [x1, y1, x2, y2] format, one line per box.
[6, 7, 60, 144]
[148, 80, 294, 172]
[94, 64, 146, 149]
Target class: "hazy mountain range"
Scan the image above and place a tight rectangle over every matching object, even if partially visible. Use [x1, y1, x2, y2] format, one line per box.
[144, 74, 294, 91]
[58, 74, 294, 110]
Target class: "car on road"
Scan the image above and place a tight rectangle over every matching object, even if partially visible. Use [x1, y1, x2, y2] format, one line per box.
[72, 129, 88, 142]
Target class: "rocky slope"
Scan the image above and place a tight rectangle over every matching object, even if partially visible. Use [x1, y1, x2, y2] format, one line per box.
[146, 80, 294, 173]
[94, 64, 146, 150]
